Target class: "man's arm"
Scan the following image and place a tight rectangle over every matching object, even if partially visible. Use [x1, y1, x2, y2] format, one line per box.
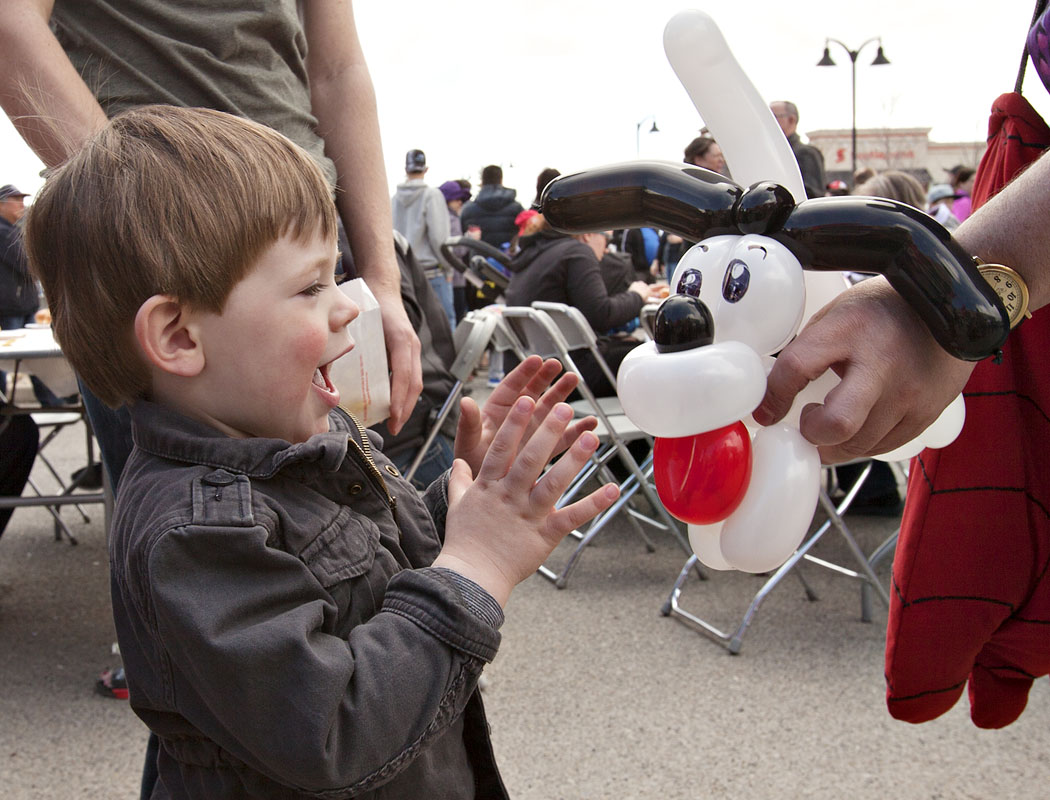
[0, 0, 108, 167]
[756, 150, 1050, 463]
[302, 0, 422, 436]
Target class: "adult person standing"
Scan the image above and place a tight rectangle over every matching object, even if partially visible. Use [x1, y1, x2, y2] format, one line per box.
[770, 100, 827, 199]
[391, 150, 455, 330]
[461, 164, 524, 249]
[0, 0, 423, 482]
[945, 164, 977, 221]
[684, 135, 729, 175]
[0, 3, 423, 796]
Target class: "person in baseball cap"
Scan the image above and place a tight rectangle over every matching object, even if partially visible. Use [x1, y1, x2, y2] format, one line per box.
[0, 184, 28, 203]
[405, 149, 427, 174]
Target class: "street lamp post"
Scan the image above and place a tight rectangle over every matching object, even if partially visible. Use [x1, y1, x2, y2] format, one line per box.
[636, 114, 659, 156]
[817, 37, 890, 180]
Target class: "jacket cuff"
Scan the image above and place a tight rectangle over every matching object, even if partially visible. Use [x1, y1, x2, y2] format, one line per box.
[383, 567, 502, 663]
[429, 567, 504, 629]
[422, 469, 451, 538]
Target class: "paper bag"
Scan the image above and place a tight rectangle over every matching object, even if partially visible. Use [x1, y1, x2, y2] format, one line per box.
[329, 278, 391, 426]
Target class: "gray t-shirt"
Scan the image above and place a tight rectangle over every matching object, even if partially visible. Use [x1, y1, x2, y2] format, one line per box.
[51, 0, 337, 187]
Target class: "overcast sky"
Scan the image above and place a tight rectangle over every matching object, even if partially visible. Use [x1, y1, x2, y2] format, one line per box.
[2, 1, 1046, 201]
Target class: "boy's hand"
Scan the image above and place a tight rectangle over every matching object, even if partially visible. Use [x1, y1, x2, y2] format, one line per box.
[454, 355, 598, 477]
[435, 397, 619, 607]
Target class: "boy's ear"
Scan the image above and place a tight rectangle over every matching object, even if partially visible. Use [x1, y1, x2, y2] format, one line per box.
[134, 295, 205, 377]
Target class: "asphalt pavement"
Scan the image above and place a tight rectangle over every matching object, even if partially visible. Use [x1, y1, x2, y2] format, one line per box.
[2, 383, 1048, 799]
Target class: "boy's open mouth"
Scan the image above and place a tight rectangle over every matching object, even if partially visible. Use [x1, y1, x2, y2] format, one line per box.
[312, 362, 336, 395]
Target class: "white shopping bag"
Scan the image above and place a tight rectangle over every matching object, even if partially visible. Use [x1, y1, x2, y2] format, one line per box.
[329, 278, 391, 426]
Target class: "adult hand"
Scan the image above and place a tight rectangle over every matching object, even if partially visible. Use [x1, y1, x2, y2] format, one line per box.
[629, 280, 652, 300]
[373, 288, 422, 436]
[752, 277, 977, 463]
[454, 355, 598, 477]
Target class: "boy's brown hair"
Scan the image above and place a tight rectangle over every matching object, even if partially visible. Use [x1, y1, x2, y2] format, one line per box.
[24, 105, 338, 407]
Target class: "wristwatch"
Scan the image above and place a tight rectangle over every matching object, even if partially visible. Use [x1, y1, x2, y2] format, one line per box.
[974, 257, 1032, 329]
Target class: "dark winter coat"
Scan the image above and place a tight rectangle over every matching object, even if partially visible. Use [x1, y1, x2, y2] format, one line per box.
[459, 185, 523, 248]
[506, 231, 643, 333]
[0, 217, 37, 317]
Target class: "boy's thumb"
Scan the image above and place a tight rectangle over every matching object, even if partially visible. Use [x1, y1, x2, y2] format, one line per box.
[446, 459, 473, 505]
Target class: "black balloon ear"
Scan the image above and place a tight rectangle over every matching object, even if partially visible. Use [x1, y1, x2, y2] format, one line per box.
[771, 196, 1008, 361]
[735, 182, 795, 234]
[540, 161, 743, 241]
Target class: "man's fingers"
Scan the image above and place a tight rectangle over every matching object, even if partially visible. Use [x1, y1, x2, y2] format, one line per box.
[477, 396, 534, 481]
[385, 324, 423, 435]
[754, 340, 837, 426]
[546, 483, 620, 538]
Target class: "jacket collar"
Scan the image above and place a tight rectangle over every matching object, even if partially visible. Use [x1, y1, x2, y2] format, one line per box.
[129, 400, 353, 479]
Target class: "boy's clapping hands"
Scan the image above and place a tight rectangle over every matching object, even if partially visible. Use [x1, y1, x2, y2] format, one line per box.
[434, 357, 619, 606]
[452, 355, 598, 477]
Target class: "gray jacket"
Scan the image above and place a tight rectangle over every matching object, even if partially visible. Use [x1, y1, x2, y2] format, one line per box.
[391, 179, 452, 273]
[111, 401, 508, 798]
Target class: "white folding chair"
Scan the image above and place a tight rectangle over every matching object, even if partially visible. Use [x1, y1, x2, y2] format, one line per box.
[530, 301, 623, 417]
[660, 459, 895, 654]
[403, 310, 500, 483]
[500, 305, 698, 588]
[639, 302, 661, 341]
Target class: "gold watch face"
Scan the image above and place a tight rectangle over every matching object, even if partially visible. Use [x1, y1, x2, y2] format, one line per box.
[979, 264, 1031, 329]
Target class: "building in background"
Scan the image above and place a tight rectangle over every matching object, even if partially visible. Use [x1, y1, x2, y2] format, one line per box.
[806, 127, 985, 190]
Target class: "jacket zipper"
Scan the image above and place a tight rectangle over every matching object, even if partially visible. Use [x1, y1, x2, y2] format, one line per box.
[340, 407, 397, 516]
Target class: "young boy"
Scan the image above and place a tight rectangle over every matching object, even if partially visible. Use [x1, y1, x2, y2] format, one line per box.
[25, 106, 617, 799]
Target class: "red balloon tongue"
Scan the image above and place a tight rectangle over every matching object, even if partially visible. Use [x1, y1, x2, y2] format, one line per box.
[653, 421, 753, 525]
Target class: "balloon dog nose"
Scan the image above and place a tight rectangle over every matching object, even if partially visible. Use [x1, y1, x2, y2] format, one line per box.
[654, 293, 715, 353]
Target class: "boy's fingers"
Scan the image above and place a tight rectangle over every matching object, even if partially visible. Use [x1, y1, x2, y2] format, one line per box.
[488, 355, 544, 405]
[530, 429, 600, 509]
[446, 459, 474, 505]
[553, 417, 598, 455]
[522, 372, 579, 442]
[521, 358, 566, 400]
[529, 371, 578, 420]
[504, 402, 574, 489]
[547, 483, 620, 538]
[478, 396, 534, 481]
[453, 397, 482, 457]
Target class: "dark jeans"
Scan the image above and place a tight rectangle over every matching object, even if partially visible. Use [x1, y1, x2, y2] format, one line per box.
[389, 433, 455, 491]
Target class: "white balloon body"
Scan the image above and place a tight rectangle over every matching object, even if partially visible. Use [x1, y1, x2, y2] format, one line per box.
[873, 393, 967, 462]
[688, 523, 734, 571]
[718, 424, 821, 573]
[617, 340, 766, 438]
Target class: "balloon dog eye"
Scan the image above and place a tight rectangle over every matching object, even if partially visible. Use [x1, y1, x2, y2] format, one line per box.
[722, 259, 750, 303]
[677, 268, 702, 298]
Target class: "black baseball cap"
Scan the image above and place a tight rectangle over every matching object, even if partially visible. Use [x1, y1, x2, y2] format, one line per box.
[405, 149, 427, 172]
